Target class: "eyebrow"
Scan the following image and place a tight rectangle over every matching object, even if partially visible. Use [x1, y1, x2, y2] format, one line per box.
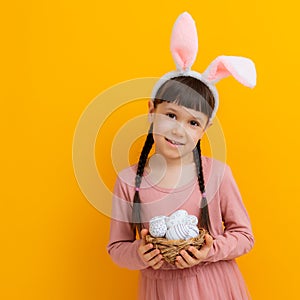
[165, 106, 206, 122]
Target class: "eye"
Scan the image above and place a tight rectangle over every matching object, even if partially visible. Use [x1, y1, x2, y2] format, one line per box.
[190, 120, 201, 127]
[166, 113, 176, 119]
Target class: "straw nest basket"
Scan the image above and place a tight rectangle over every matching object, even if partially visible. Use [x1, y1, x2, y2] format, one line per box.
[145, 228, 207, 264]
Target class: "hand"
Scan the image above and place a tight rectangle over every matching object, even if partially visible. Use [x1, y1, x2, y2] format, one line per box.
[138, 229, 164, 270]
[175, 234, 213, 269]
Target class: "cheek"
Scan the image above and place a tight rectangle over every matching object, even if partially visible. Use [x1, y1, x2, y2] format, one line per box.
[153, 117, 173, 135]
[188, 129, 203, 143]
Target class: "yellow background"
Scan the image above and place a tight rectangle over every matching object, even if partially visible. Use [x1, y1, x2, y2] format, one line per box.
[1, 0, 299, 299]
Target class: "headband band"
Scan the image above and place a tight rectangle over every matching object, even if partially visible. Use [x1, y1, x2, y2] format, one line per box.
[150, 12, 257, 121]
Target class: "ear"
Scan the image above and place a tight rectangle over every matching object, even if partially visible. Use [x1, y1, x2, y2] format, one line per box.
[202, 55, 256, 88]
[203, 120, 213, 132]
[148, 100, 155, 113]
[197, 121, 212, 141]
[148, 100, 155, 123]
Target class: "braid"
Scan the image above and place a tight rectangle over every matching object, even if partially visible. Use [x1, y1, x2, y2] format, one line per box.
[193, 140, 211, 233]
[132, 124, 154, 236]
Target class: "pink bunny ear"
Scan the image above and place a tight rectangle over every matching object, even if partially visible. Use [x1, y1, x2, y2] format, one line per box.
[202, 55, 256, 88]
[170, 12, 198, 72]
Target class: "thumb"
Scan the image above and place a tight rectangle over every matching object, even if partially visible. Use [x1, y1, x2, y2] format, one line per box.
[202, 234, 213, 250]
[140, 228, 149, 245]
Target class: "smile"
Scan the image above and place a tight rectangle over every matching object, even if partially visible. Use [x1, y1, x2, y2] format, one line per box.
[165, 137, 185, 146]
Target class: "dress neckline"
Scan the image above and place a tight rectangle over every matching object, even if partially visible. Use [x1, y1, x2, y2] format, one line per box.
[143, 172, 198, 193]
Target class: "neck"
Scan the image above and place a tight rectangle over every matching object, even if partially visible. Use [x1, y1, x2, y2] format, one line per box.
[145, 154, 197, 189]
[154, 152, 194, 169]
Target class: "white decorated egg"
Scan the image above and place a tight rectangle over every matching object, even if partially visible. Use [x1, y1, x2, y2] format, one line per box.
[149, 216, 167, 237]
[185, 225, 200, 239]
[170, 209, 188, 219]
[165, 223, 190, 240]
[166, 210, 188, 228]
[183, 215, 198, 226]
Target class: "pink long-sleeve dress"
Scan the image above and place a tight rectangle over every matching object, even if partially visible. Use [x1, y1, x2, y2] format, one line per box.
[107, 156, 254, 300]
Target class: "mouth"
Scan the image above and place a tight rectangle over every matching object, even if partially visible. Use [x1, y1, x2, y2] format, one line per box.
[165, 137, 185, 146]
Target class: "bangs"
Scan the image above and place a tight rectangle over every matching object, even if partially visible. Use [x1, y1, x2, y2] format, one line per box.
[154, 76, 215, 118]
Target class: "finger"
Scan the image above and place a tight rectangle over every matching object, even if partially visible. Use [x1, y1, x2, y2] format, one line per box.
[204, 234, 213, 247]
[151, 257, 164, 270]
[175, 254, 190, 269]
[144, 248, 160, 262]
[187, 235, 213, 260]
[180, 250, 197, 266]
[199, 234, 213, 253]
[175, 261, 184, 269]
[148, 253, 163, 267]
[139, 243, 154, 256]
[175, 258, 184, 269]
[187, 246, 203, 260]
[140, 229, 149, 246]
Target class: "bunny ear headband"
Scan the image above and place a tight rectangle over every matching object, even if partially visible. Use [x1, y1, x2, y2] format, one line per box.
[151, 12, 257, 121]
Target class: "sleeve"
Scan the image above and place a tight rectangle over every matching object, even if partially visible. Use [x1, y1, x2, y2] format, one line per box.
[106, 175, 149, 270]
[203, 164, 255, 263]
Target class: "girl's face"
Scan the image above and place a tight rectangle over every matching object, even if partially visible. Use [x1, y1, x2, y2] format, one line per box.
[149, 101, 212, 164]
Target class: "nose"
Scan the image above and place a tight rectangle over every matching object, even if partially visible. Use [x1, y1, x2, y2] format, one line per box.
[171, 120, 185, 137]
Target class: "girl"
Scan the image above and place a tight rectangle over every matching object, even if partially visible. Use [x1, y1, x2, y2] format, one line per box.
[107, 12, 256, 300]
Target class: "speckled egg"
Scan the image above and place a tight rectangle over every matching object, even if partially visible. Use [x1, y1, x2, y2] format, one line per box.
[149, 216, 167, 237]
[183, 215, 198, 226]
